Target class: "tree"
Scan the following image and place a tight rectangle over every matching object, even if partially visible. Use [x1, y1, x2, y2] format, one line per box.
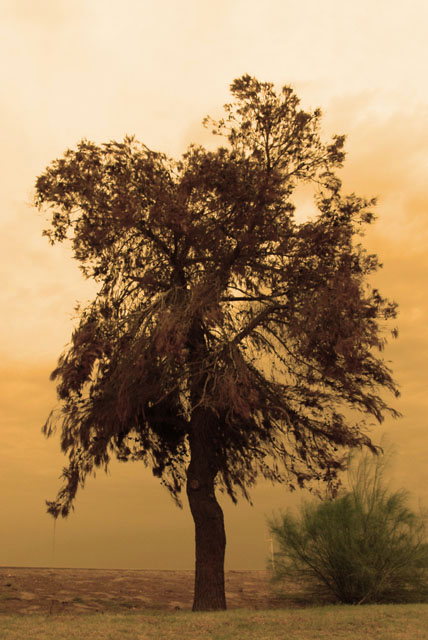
[34, 75, 399, 611]
[268, 447, 428, 604]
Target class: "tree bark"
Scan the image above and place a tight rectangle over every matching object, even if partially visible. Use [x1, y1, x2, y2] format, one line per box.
[186, 409, 227, 611]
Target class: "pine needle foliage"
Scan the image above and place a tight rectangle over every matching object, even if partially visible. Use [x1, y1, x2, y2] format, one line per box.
[269, 449, 428, 604]
[34, 75, 399, 519]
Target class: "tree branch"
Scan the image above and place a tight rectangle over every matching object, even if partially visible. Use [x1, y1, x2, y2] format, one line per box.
[230, 303, 286, 347]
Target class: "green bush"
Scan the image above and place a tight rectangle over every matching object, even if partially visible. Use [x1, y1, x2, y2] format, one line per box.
[268, 448, 428, 604]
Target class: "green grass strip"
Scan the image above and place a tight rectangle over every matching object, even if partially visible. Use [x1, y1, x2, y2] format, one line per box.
[1, 604, 428, 640]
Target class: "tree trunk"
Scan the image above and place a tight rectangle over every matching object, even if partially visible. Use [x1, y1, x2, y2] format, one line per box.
[186, 411, 226, 611]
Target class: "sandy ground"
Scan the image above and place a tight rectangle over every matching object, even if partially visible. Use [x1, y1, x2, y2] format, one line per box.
[0, 567, 297, 615]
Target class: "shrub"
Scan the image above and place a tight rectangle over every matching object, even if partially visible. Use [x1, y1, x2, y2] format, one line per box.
[268, 447, 428, 604]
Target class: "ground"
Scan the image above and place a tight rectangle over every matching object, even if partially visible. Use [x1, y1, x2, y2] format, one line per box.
[0, 567, 304, 615]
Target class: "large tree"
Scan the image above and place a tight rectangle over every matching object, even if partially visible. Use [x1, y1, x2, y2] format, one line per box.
[35, 75, 399, 611]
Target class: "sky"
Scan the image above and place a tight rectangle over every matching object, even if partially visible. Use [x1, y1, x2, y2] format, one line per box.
[1, 0, 427, 570]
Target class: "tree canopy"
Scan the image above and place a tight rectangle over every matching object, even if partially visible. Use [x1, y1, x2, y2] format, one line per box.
[35, 74, 398, 539]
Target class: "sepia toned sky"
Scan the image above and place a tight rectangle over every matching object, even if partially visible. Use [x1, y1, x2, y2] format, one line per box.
[1, 0, 427, 570]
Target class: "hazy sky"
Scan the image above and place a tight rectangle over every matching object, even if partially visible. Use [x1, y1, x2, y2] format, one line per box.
[1, 0, 427, 570]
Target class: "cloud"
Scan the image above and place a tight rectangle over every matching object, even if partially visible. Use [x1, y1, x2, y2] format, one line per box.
[3, 0, 83, 26]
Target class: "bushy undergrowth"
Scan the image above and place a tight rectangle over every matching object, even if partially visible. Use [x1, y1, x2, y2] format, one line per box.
[268, 447, 428, 604]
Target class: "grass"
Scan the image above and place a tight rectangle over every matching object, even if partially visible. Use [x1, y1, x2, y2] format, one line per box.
[1, 605, 428, 639]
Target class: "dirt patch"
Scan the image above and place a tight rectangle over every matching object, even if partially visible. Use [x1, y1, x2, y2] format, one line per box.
[0, 567, 301, 615]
